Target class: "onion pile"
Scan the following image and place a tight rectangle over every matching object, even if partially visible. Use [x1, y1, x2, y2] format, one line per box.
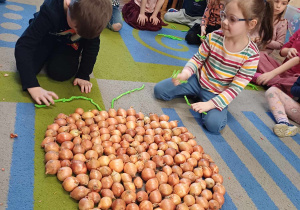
[42, 108, 226, 210]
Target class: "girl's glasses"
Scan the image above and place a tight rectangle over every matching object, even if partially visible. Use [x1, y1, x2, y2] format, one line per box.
[220, 10, 253, 24]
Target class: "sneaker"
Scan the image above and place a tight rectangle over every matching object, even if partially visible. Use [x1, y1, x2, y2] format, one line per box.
[273, 123, 299, 137]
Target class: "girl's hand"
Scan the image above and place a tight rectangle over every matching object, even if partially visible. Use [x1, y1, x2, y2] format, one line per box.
[73, 78, 93, 93]
[172, 71, 191, 86]
[287, 48, 298, 59]
[256, 72, 275, 85]
[200, 25, 206, 41]
[191, 100, 215, 114]
[150, 16, 160, 25]
[137, 14, 148, 26]
[28, 87, 59, 106]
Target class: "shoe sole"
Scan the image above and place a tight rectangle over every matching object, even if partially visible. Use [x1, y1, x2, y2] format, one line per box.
[273, 124, 299, 137]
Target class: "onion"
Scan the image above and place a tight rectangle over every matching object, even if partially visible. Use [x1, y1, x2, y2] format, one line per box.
[73, 144, 85, 155]
[174, 154, 186, 164]
[130, 155, 138, 163]
[55, 118, 67, 126]
[180, 178, 192, 186]
[127, 107, 136, 116]
[162, 165, 172, 176]
[184, 194, 195, 207]
[195, 196, 209, 209]
[60, 160, 71, 167]
[98, 197, 112, 209]
[109, 159, 124, 173]
[101, 189, 115, 199]
[76, 120, 86, 129]
[59, 149, 73, 160]
[78, 197, 94, 210]
[127, 147, 137, 156]
[213, 183, 226, 195]
[168, 173, 179, 186]
[156, 171, 168, 185]
[75, 108, 84, 115]
[139, 200, 153, 210]
[152, 155, 164, 167]
[92, 144, 103, 156]
[149, 190, 162, 204]
[41, 137, 55, 148]
[70, 186, 91, 200]
[189, 182, 202, 196]
[198, 159, 209, 167]
[134, 177, 143, 189]
[121, 190, 136, 204]
[101, 176, 113, 189]
[44, 151, 59, 162]
[62, 176, 79, 191]
[187, 158, 197, 168]
[117, 108, 127, 117]
[99, 166, 112, 177]
[141, 168, 155, 181]
[47, 123, 59, 131]
[126, 129, 136, 137]
[172, 165, 183, 177]
[57, 167, 72, 181]
[176, 203, 189, 210]
[202, 166, 212, 178]
[61, 141, 74, 150]
[213, 192, 224, 207]
[145, 178, 159, 193]
[45, 129, 57, 137]
[190, 204, 204, 210]
[163, 155, 174, 166]
[44, 142, 60, 153]
[111, 170, 121, 183]
[136, 191, 148, 203]
[211, 173, 223, 184]
[208, 199, 220, 210]
[71, 112, 81, 121]
[111, 182, 124, 197]
[73, 137, 82, 145]
[77, 174, 90, 186]
[135, 161, 144, 172]
[159, 199, 175, 210]
[135, 126, 145, 135]
[99, 110, 109, 119]
[193, 167, 203, 178]
[81, 139, 92, 151]
[45, 160, 61, 174]
[136, 112, 144, 120]
[169, 120, 178, 128]
[182, 171, 197, 182]
[173, 183, 189, 198]
[71, 160, 87, 175]
[166, 194, 181, 205]
[124, 182, 136, 191]
[104, 146, 116, 155]
[158, 184, 173, 197]
[99, 156, 111, 166]
[201, 189, 213, 201]
[87, 192, 101, 204]
[112, 199, 126, 210]
[126, 203, 139, 210]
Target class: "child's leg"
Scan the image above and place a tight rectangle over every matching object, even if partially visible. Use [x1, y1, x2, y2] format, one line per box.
[185, 23, 202, 45]
[46, 44, 81, 81]
[265, 87, 300, 137]
[198, 89, 228, 134]
[154, 74, 202, 100]
[107, 5, 123, 32]
[164, 9, 200, 27]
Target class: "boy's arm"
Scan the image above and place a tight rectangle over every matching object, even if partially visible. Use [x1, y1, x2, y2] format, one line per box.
[211, 53, 260, 111]
[75, 37, 100, 80]
[291, 76, 300, 98]
[15, 5, 54, 90]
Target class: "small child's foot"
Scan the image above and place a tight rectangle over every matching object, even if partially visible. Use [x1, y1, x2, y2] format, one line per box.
[273, 122, 298, 137]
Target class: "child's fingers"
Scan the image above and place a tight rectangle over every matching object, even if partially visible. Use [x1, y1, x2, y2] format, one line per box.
[35, 97, 42, 105]
[45, 94, 55, 105]
[40, 96, 50, 106]
[49, 91, 59, 100]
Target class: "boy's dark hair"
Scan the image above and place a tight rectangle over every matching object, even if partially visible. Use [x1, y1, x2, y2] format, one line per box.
[69, 0, 112, 39]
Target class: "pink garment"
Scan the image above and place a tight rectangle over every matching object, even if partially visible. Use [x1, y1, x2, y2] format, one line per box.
[256, 29, 300, 96]
[134, 0, 158, 13]
[266, 86, 300, 124]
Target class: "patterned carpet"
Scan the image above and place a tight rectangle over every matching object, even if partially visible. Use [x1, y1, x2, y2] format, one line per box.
[0, 1, 299, 209]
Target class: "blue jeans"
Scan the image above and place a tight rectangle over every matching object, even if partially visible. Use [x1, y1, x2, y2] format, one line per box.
[107, 5, 123, 31]
[154, 75, 228, 134]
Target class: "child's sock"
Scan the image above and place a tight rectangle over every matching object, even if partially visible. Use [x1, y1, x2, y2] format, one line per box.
[251, 72, 261, 84]
[273, 121, 298, 137]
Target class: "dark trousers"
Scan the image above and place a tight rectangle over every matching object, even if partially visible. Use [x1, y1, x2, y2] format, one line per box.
[185, 23, 221, 45]
[33, 36, 81, 81]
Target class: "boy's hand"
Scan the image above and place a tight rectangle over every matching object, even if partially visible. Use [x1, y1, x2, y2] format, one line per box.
[150, 16, 160, 25]
[191, 100, 215, 114]
[200, 25, 206, 41]
[73, 78, 93, 93]
[28, 87, 59, 106]
[172, 71, 191, 86]
[287, 48, 298, 59]
[137, 14, 148, 26]
[256, 72, 275, 85]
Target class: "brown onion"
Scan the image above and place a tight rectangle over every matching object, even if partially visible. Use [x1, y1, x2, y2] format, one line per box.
[77, 174, 90, 186]
[57, 167, 72, 181]
[87, 192, 101, 204]
[136, 191, 148, 203]
[159, 199, 175, 210]
[156, 171, 168, 185]
[121, 173, 132, 183]
[124, 182, 136, 192]
[211, 173, 223, 184]
[112, 199, 126, 210]
[208, 199, 220, 210]
[73, 144, 85, 155]
[71, 160, 87, 175]
[184, 194, 195, 207]
[99, 156, 110, 166]
[166, 194, 181, 205]
[173, 183, 189, 198]
[60, 160, 71, 167]
[45, 160, 61, 174]
[59, 149, 73, 160]
[88, 179, 102, 193]
[201, 189, 213, 201]
[44, 151, 59, 162]
[111, 170, 121, 183]
[213, 183, 226, 195]
[145, 178, 159, 194]
[70, 186, 91, 200]
[62, 176, 79, 191]
[111, 182, 124, 197]
[176, 203, 189, 210]
[98, 197, 112, 210]
[159, 184, 173, 197]
[134, 177, 143, 189]
[189, 182, 202, 196]
[149, 190, 162, 204]
[195, 196, 209, 209]
[168, 173, 179, 186]
[139, 200, 153, 210]
[44, 142, 60, 153]
[213, 192, 224, 207]
[121, 190, 136, 204]
[101, 176, 113, 189]
[126, 203, 139, 210]
[101, 189, 115, 199]
[141, 168, 155, 181]
[144, 160, 156, 170]
[78, 198, 94, 210]
[109, 159, 124, 173]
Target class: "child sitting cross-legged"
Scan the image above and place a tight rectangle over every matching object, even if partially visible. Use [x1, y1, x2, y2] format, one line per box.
[154, 0, 274, 134]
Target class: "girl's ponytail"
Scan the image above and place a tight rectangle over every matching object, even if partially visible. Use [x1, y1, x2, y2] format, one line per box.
[259, 0, 274, 48]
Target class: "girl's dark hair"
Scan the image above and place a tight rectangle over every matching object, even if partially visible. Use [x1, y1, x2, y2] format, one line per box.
[274, 0, 290, 23]
[69, 0, 112, 39]
[226, 0, 274, 48]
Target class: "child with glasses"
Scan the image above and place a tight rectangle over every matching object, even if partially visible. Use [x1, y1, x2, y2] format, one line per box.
[154, 0, 273, 134]
[185, 0, 225, 45]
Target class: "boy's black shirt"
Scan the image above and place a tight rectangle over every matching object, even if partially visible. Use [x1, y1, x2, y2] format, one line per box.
[15, 0, 100, 90]
[183, 0, 207, 17]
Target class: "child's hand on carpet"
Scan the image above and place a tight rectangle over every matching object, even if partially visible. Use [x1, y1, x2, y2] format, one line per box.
[150, 16, 160, 25]
[256, 72, 275, 85]
[28, 87, 59, 106]
[191, 100, 214, 114]
[172, 70, 191, 86]
[137, 14, 148, 26]
[73, 78, 93, 93]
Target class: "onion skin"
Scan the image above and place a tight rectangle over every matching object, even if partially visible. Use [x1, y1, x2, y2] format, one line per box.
[62, 176, 79, 192]
[56, 166, 72, 181]
[45, 160, 61, 175]
[109, 159, 124, 173]
[159, 199, 175, 210]
[87, 192, 101, 204]
[141, 168, 155, 181]
[136, 191, 148, 203]
[98, 197, 113, 210]
[112, 182, 124, 197]
[139, 200, 153, 210]
[145, 178, 159, 194]
[70, 186, 91, 200]
[76, 174, 89, 186]
[149, 189, 162, 204]
[121, 190, 136, 204]
[158, 184, 173, 197]
[134, 177, 143, 189]
[78, 198, 94, 210]
[208, 199, 220, 210]
[112, 199, 126, 210]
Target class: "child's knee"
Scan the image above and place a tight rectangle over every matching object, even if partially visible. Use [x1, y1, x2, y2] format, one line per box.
[185, 32, 201, 45]
[203, 114, 227, 134]
[112, 23, 122, 32]
[265, 86, 279, 97]
[164, 13, 172, 22]
[154, 83, 171, 101]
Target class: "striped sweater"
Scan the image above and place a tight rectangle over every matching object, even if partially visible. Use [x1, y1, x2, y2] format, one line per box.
[184, 30, 260, 111]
